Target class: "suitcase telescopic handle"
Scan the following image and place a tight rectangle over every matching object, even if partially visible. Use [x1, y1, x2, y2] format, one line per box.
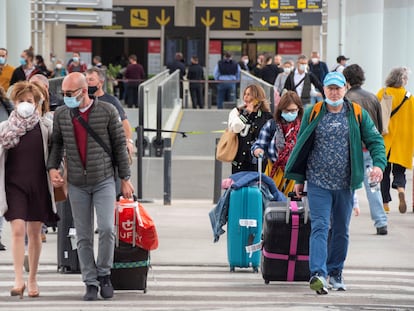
[287, 192, 310, 224]
[258, 154, 263, 188]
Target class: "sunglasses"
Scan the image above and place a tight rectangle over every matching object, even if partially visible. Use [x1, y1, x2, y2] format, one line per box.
[60, 88, 82, 97]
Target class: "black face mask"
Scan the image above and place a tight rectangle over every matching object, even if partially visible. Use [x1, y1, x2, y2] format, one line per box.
[88, 85, 98, 95]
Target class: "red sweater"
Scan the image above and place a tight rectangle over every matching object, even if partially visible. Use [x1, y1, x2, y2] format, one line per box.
[73, 108, 91, 167]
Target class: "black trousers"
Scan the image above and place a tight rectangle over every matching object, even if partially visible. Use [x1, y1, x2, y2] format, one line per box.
[380, 162, 406, 203]
[190, 86, 204, 109]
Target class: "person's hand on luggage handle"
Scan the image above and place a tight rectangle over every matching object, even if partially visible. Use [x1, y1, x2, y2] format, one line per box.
[294, 184, 305, 198]
[49, 168, 65, 188]
[121, 179, 135, 199]
[253, 148, 264, 158]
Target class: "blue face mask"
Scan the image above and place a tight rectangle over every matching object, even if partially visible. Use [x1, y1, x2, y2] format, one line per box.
[281, 111, 298, 122]
[325, 98, 344, 107]
[0, 57, 5, 65]
[19, 57, 27, 66]
[63, 90, 82, 108]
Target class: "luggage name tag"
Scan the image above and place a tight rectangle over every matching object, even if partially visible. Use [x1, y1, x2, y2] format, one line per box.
[245, 241, 263, 258]
[239, 219, 257, 228]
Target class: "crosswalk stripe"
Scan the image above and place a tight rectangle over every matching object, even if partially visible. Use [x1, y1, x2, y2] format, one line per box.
[1, 265, 414, 310]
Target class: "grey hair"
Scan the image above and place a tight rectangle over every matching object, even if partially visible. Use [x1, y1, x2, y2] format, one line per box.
[297, 54, 308, 62]
[86, 67, 106, 82]
[385, 67, 410, 88]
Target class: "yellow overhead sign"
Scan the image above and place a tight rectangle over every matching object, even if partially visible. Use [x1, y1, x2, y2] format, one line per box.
[223, 10, 240, 28]
[156, 8, 170, 26]
[130, 9, 148, 27]
[201, 9, 215, 27]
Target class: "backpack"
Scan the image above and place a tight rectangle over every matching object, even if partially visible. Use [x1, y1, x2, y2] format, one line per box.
[309, 101, 362, 125]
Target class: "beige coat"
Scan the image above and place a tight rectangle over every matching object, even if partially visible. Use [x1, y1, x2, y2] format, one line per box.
[0, 117, 57, 216]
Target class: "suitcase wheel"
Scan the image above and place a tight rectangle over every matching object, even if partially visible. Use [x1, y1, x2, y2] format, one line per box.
[253, 267, 259, 273]
[143, 288, 147, 294]
[265, 280, 270, 285]
[230, 266, 235, 272]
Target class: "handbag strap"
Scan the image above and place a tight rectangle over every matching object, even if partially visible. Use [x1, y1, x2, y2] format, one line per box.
[71, 108, 116, 167]
[391, 91, 411, 117]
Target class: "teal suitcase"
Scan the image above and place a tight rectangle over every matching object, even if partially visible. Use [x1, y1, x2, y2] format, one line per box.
[227, 185, 263, 272]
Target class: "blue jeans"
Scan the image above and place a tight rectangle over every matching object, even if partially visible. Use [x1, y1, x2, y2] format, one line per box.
[307, 182, 353, 278]
[216, 83, 236, 109]
[68, 177, 116, 287]
[362, 151, 387, 228]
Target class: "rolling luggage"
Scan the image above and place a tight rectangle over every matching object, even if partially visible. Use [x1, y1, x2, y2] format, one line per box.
[227, 158, 264, 272]
[57, 199, 81, 273]
[111, 196, 149, 293]
[261, 194, 311, 283]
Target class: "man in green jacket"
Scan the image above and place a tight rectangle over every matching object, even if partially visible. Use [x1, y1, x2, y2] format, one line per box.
[285, 72, 386, 294]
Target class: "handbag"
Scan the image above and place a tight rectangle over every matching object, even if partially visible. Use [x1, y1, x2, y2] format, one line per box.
[115, 196, 159, 251]
[381, 89, 409, 135]
[53, 159, 67, 202]
[216, 128, 238, 162]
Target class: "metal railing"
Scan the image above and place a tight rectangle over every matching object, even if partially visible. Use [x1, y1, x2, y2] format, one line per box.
[137, 70, 169, 131]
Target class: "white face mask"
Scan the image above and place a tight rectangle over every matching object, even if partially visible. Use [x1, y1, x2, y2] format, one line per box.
[56, 63, 62, 69]
[311, 58, 319, 64]
[299, 64, 307, 72]
[243, 59, 249, 65]
[16, 102, 36, 118]
[283, 67, 292, 74]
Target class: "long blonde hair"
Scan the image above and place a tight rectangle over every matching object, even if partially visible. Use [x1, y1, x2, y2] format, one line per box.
[243, 84, 271, 112]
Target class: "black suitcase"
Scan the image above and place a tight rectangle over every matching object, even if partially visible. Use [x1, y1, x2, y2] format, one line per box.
[261, 195, 311, 283]
[111, 197, 149, 293]
[57, 199, 81, 273]
[111, 241, 149, 292]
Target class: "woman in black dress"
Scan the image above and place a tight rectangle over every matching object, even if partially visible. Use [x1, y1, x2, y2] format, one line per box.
[0, 81, 58, 298]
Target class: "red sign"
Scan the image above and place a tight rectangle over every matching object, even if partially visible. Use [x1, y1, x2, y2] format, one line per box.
[209, 40, 222, 54]
[277, 41, 301, 55]
[66, 38, 92, 53]
[148, 40, 161, 53]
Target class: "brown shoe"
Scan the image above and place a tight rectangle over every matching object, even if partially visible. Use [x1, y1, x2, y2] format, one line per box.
[41, 233, 47, 243]
[398, 189, 407, 214]
[383, 203, 390, 213]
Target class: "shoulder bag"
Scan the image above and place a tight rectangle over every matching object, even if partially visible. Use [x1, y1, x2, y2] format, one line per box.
[381, 89, 410, 135]
[216, 128, 238, 162]
[71, 108, 117, 171]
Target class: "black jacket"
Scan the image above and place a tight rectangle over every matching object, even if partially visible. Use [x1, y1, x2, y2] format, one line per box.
[10, 65, 42, 86]
[187, 63, 204, 88]
[261, 64, 282, 85]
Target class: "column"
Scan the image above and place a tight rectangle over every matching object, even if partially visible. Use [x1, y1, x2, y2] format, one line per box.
[6, 0, 31, 67]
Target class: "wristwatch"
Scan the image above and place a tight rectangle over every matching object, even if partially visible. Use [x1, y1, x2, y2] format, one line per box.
[122, 176, 130, 181]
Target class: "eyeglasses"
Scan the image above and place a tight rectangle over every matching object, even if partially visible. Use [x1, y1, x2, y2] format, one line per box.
[283, 108, 299, 113]
[60, 88, 82, 97]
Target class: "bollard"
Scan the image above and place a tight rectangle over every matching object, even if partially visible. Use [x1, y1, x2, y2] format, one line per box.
[163, 138, 172, 205]
[213, 137, 222, 204]
[184, 89, 189, 109]
[136, 125, 144, 200]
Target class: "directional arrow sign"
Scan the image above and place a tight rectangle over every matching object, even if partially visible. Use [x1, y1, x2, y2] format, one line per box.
[201, 9, 215, 27]
[156, 8, 170, 26]
[251, 11, 321, 28]
[252, 0, 322, 10]
[260, 0, 268, 9]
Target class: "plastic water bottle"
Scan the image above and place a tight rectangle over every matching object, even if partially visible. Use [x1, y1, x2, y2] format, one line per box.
[366, 165, 380, 192]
